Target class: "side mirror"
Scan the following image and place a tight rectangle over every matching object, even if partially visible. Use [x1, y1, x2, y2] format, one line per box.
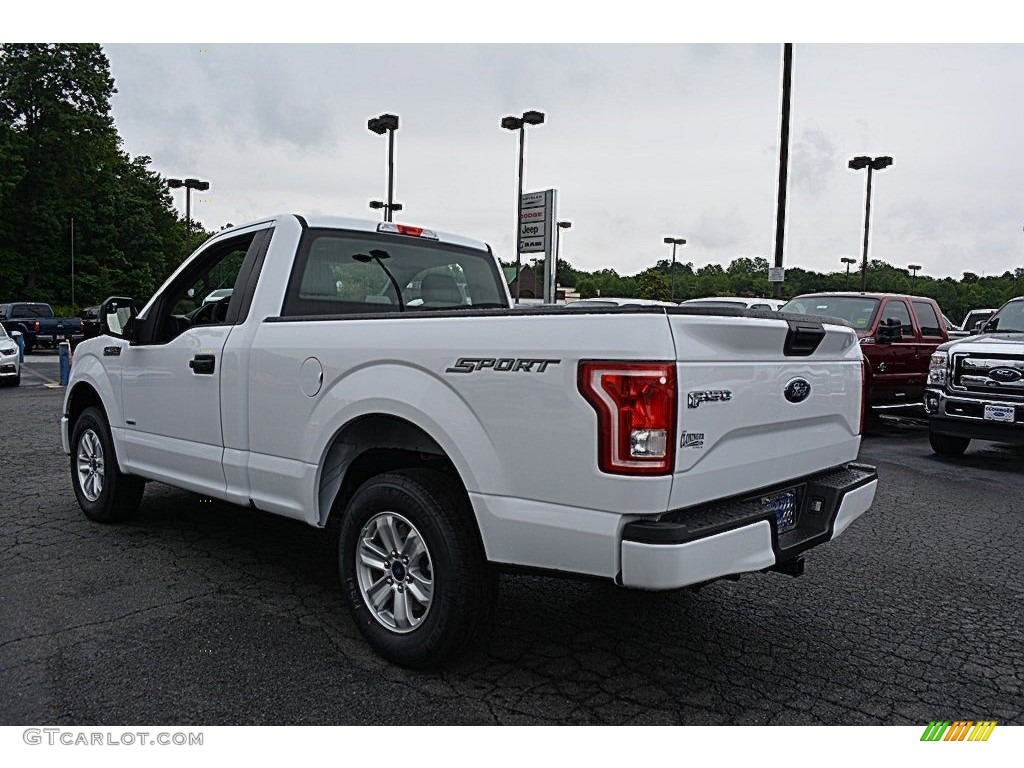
[982, 318, 998, 333]
[876, 317, 903, 343]
[98, 296, 137, 339]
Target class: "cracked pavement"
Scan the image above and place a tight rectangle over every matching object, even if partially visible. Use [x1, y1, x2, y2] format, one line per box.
[1, 388, 1022, 725]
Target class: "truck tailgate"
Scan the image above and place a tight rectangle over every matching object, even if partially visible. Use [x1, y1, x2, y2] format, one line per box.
[667, 313, 863, 510]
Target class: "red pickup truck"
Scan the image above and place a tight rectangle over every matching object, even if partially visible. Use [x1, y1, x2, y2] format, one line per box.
[781, 293, 948, 406]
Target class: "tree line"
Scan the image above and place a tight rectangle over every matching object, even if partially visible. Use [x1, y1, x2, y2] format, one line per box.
[528, 256, 1024, 325]
[2, 44, 1020, 326]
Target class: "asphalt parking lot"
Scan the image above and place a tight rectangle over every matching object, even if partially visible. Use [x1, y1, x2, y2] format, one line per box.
[1, 369, 1022, 725]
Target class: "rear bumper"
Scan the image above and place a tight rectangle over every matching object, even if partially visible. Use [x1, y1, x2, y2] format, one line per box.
[620, 463, 877, 590]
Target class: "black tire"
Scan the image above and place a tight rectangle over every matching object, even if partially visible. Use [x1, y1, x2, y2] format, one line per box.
[10, 371, 19, 387]
[338, 469, 496, 668]
[70, 406, 145, 523]
[929, 428, 970, 457]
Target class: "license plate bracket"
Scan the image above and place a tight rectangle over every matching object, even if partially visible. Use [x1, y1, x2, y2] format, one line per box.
[761, 489, 798, 533]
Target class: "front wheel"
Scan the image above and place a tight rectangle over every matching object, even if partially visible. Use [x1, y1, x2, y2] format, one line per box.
[929, 428, 970, 457]
[71, 406, 145, 522]
[338, 469, 496, 668]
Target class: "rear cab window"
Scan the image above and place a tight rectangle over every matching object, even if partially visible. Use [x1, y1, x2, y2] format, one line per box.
[11, 304, 53, 318]
[282, 229, 507, 317]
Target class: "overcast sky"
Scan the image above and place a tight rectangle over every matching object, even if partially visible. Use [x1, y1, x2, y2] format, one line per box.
[98, 42, 1024, 280]
[5, 17, 1020, 764]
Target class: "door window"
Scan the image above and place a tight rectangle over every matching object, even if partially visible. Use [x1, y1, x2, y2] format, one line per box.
[152, 233, 257, 343]
[912, 301, 943, 338]
[882, 300, 914, 337]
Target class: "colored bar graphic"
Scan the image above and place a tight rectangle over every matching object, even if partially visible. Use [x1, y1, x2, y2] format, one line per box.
[921, 720, 996, 742]
[944, 721, 967, 741]
[968, 721, 997, 742]
[921, 721, 950, 741]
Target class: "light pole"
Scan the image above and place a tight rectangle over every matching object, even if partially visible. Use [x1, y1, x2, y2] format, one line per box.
[501, 110, 545, 304]
[909, 263, 922, 288]
[167, 177, 210, 255]
[553, 220, 572, 303]
[840, 256, 856, 289]
[664, 237, 686, 301]
[367, 113, 400, 222]
[848, 155, 893, 292]
[369, 200, 403, 221]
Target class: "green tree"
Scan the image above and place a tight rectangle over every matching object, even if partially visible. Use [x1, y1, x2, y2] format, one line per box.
[636, 269, 670, 301]
[0, 44, 187, 308]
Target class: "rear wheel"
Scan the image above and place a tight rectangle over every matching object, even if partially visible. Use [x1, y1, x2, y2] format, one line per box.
[71, 406, 145, 522]
[338, 469, 495, 668]
[929, 428, 970, 457]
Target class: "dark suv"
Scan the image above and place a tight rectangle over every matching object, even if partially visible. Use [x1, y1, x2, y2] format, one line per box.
[781, 293, 949, 406]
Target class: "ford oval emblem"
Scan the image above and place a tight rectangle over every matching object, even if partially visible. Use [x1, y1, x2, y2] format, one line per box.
[784, 378, 812, 403]
[989, 367, 1023, 383]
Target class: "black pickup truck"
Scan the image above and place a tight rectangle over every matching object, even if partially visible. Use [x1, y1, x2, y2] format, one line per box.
[0, 302, 83, 354]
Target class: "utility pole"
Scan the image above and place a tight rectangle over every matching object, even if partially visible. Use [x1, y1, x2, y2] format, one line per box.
[772, 43, 793, 300]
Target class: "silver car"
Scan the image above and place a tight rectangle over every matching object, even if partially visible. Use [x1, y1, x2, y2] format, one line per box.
[0, 324, 21, 387]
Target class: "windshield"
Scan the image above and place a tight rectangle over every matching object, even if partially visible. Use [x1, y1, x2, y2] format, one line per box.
[283, 230, 508, 316]
[987, 300, 1024, 333]
[781, 296, 880, 330]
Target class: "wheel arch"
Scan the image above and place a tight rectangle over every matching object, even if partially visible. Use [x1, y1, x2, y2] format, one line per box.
[64, 356, 127, 472]
[317, 413, 472, 531]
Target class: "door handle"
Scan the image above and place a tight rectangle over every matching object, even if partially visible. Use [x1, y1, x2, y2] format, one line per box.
[189, 354, 216, 374]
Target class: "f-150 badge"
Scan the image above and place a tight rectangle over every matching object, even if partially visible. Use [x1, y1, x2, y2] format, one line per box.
[687, 390, 732, 409]
[446, 357, 561, 374]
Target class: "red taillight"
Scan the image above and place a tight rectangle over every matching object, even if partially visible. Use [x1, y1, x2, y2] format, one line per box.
[80, 320, 84, 331]
[33, 321, 40, 332]
[578, 361, 677, 475]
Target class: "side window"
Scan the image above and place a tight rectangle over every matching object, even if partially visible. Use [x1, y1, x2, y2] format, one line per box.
[152, 233, 257, 342]
[912, 301, 942, 338]
[883, 299, 914, 337]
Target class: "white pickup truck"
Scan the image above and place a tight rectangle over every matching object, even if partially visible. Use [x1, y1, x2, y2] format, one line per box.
[62, 214, 877, 667]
